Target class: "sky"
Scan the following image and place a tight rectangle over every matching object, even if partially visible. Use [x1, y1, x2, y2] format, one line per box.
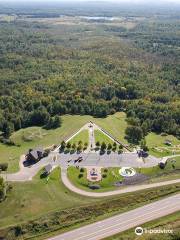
[0, 0, 180, 3]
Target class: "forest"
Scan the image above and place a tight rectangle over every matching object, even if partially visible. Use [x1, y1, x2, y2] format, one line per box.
[0, 3, 179, 142]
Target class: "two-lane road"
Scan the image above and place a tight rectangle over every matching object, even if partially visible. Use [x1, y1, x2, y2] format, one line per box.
[48, 194, 180, 240]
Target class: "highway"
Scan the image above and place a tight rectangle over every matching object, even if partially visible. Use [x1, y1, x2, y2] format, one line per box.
[48, 193, 180, 240]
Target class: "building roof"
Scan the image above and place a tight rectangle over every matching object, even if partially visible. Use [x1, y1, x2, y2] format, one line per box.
[44, 164, 53, 173]
[29, 147, 44, 159]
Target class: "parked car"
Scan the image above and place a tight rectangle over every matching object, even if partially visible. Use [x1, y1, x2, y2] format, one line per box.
[89, 184, 100, 190]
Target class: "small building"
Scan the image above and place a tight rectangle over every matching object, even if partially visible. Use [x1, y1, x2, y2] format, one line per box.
[26, 147, 44, 162]
[164, 140, 172, 146]
[44, 164, 53, 175]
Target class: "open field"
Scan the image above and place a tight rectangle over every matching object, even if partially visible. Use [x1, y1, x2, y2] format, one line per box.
[94, 130, 114, 145]
[0, 14, 17, 22]
[22, 15, 141, 29]
[69, 130, 89, 145]
[0, 168, 96, 228]
[105, 211, 180, 240]
[146, 133, 180, 157]
[67, 167, 124, 192]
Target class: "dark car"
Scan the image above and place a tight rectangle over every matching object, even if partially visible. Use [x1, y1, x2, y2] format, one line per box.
[89, 185, 100, 190]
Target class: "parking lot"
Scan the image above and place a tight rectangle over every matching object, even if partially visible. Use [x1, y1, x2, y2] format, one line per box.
[55, 152, 160, 168]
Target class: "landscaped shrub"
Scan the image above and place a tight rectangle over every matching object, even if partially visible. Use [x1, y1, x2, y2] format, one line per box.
[0, 163, 8, 171]
[80, 168, 84, 173]
[104, 168, 108, 173]
[77, 145, 83, 152]
[0, 177, 6, 201]
[78, 140, 82, 145]
[107, 143, 112, 150]
[43, 149, 50, 157]
[102, 174, 107, 178]
[96, 141, 100, 147]
[119, 145, 123, 150]
[101, 142, 106, 151]
[59, 141, 66, 152]
[159, 162, 166, 169]
[112, 147, 116, 152]
[66, 142, 71, 149]
[78, 174, 83, 178]
[72, 143, 76, 150]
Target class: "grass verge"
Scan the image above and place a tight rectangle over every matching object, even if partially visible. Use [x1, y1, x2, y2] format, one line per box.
[1, 183, 179, 240]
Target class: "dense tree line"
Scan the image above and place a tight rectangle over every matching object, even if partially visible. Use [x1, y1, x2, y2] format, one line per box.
[0, 17, 179, 140]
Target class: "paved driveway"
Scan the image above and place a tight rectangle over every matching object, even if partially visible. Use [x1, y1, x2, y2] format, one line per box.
[56, 152, 160, 168]
[1, 152, 159, 182]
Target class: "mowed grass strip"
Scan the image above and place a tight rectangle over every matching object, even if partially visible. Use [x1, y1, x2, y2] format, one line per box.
[93, 112, 127, 144]
[69, 130, 89, 145]
[94, 130, 114, 145]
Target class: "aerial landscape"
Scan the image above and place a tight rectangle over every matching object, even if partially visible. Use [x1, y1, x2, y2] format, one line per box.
[0, 0, 179, 239]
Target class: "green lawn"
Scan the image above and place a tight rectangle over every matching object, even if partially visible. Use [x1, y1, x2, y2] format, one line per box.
[136, 156, 180, 181]
[146, 133, 180, 147]
[67, 167, 123, 192]
[0, 168, 97, 228]
[69, 130, 89, 145]
[146, 132, 180, 157]
[93, 112, 127, 144]
[94, 130, 114, 145]
[68, 159, 180, 193]
[0, 115, 92, 172]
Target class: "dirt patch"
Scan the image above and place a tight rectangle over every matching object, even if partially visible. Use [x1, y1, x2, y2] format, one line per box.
[114, 173, 149, 186]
